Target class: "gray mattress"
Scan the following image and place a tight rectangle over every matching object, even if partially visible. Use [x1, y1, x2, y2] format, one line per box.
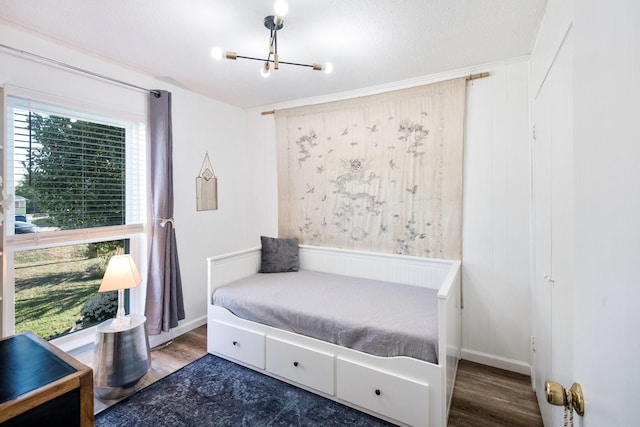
[212, 269, 439, 364]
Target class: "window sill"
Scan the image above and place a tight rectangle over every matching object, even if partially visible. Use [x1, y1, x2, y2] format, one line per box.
[50, 324, 99, 355]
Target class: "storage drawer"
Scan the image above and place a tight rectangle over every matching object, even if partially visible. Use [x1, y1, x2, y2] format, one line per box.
[210, 321, 265, 369]
[336, 357, 429, 427]
[266, 337, 335, 395]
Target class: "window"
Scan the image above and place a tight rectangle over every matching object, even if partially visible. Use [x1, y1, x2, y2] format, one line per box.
[14, 240, 129, 339]
[3, 94, 146, 342]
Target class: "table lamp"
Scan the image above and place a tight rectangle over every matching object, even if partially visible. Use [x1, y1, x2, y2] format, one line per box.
[98, 254, 142, 330]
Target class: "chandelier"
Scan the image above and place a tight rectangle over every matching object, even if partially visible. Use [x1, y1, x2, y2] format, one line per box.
[211, 0, 333, 77]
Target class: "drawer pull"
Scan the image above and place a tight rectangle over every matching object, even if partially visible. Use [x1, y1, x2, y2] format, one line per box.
[375, 389, 381, 396]
[293, 361, 299, 367]
[232, 341, 238, 346]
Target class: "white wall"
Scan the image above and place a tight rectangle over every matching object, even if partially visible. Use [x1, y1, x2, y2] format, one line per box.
[245, 59, 532, 373]
[530, 0, 572, 95]
[165, 81, 248, 343]
[461, 61, 531, 373]
[0, 22, 249, 346]
[245, 111, 278, 240]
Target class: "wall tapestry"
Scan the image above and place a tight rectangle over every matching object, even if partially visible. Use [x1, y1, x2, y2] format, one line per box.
[275, 78, 466, 259]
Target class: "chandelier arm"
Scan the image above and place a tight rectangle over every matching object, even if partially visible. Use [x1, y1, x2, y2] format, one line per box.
[273, 30, 279, 69]
[274, 30, 278, 54]
[236, 54, 272, 62]
[234, 54, 316, 69]
[277, 60, 314, 68]
[269, 27, 275, 55]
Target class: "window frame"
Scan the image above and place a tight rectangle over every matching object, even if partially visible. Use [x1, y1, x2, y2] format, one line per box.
[1, 87, 148, 351]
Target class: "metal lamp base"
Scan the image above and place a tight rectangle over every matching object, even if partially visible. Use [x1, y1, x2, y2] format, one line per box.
[93, 315, 151, 400]
[95, 383, 139, 400]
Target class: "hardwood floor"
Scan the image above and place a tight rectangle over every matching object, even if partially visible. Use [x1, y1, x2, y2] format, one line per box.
[81, 325, 543, 425]
[448, 360, 543, 426]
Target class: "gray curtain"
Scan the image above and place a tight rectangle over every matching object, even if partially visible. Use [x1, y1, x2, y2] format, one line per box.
[145, 90, 185, 335]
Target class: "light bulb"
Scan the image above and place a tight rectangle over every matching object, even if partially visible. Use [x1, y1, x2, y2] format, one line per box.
[211, 46, 223, 60]
[323, 62, 334, 74]
[274, 0, 288, 17]
[261, 62, 271, 78]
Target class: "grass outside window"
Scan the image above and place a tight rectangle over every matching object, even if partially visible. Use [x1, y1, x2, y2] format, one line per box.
[14, 243, 122, 340]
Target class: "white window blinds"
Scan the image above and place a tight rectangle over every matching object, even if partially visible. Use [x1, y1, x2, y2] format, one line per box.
[5, 96, 146, 241]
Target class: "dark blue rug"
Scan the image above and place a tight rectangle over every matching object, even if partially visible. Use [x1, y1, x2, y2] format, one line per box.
[95, 354, 396, 426]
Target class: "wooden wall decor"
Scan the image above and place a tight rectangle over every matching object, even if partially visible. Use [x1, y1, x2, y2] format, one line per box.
[196, 152, 218, 211]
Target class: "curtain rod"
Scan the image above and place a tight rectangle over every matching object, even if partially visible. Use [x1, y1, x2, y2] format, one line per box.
[0, 43, 160, 97]
[260, 71, 490, 116]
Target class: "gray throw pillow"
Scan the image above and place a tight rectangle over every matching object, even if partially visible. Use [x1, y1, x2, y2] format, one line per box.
[259, 236, 299, 273]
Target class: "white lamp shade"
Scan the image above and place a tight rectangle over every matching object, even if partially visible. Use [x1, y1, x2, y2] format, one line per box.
[99, 254, 142, 292]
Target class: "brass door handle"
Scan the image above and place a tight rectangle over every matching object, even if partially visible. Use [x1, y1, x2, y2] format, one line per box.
[545, 380, 585, 416]
[545, 380, 566, 406]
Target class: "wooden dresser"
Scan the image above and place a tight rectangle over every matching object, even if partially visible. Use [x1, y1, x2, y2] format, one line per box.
[0, 331, 93, 427]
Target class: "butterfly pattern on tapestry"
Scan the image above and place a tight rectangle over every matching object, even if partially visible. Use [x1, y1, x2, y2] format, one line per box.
[275, 78, 466, 259]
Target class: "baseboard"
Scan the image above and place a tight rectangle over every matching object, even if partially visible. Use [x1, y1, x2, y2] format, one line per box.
[461, 348, 531, 376]
[148, 315, 207, 349]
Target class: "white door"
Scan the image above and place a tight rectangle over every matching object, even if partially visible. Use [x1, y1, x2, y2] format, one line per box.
[532, 29, 574, 427]
[570, 1, 640, 424]
[532, 58, 553, 424]
[532, 2, 640, 424]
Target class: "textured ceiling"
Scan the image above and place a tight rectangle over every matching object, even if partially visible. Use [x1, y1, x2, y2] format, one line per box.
[0, 0, 546, 109]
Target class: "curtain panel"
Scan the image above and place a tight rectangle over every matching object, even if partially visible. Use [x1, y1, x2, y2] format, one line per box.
[145, 90, 185, 335]
[275, 78, 466, 259]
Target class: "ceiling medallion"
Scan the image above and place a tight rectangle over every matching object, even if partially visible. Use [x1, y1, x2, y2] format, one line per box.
[211, 0, 333, 77]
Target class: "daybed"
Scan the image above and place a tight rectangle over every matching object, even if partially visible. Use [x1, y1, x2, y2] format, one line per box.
[207, 244, 461, 427]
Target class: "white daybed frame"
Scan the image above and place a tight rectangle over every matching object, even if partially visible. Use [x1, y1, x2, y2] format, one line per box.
[207, 244, 461, 427]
